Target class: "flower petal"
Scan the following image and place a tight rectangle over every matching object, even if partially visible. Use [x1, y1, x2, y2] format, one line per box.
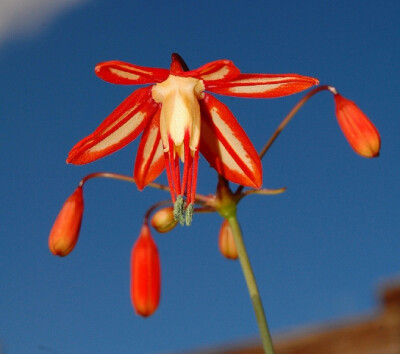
[95, 60, 169, 85]
[183, 59, 240, 83]
[134, 109, 165, 190]
[199, 94, 262, 188]
[206, 73, 319, 98]
[67, 87, 159, 164]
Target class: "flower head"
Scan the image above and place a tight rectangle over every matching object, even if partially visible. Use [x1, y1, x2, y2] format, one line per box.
[49, 186, 84, 257]
[334, 93, 380, 158]
[131, 224, 161, 317]
[67, 54, 318, 223]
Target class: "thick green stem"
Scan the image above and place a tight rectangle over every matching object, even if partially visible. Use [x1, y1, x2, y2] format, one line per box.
[227, 214, 275, 354]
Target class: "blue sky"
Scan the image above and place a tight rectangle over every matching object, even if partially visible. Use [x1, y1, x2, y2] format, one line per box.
[1, 1, 399, 353]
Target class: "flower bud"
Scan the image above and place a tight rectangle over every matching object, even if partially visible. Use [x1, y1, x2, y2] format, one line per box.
[151, 207, 178, 233]
[131, 225, 161, 317]
[334, 93, 381, 158]
[218, 220, 238, 260]
[49, 186, 84, 257]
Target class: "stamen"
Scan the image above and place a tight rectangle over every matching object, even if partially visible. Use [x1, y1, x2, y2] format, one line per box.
[185, 203, 194, 226]
[181, 131, 191, 195]
[186, 157, 193, 205]
[168, 137, 180, 198]
[163, 151, 176, 203]
[174, 153, 181, 196]
[173, 195, 185, 225]
[190, 148, 200, 205]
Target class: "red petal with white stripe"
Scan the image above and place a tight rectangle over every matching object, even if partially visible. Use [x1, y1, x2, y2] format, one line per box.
[134, 110, 165, 190]
[95, 61, 169, 85]
[183, 59, 240, 83]
[199, 94, 262, 188]
[206, 73, 319, 98]
[67, 87, 159, 164]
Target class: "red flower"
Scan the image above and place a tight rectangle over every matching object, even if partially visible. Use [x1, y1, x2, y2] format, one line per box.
[131, 225, 161, 317]
[334, 93, 381, 158]
[67, 54, 318, 217]
[49, 186, 84, 257]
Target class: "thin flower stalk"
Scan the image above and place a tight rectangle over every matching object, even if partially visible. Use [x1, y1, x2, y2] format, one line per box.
[215, 176, 274, 353]
[227, 214, 274, 354]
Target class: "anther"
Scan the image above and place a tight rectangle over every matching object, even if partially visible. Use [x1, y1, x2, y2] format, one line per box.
[185, 203, 194, 226]
[173, 195, 185, 225]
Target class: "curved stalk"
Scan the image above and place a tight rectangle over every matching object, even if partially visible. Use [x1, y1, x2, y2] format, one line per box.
[258, 85, 335, 160]
[236, 85, 335, 196]
[78, 172, 212, 204]
[79, 172, 170, 192]
[227, 214, 275, 354]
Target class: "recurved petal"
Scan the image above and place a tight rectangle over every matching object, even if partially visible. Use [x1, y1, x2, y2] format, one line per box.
[95, 60, 170, 85]
[199, 94, 262, 188]
[134, 109, 165, 190]
[67, 87, 159, 165]
[183, 59, 240, 83]
[206, 73, 319, 98]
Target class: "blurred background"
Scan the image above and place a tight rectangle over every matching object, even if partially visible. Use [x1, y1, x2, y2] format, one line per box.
[1, 1, 399, 353]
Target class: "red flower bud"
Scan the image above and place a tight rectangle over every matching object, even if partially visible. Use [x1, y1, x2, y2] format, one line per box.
[334, 93, 381, 158]
[49, 186, 84, 257]
[218, 220, 238, 260]
[131, 225, 161, 317]
[151, 207, 178, 233]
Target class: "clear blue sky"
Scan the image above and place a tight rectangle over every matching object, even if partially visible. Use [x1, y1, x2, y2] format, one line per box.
[1, 1, 399, 353]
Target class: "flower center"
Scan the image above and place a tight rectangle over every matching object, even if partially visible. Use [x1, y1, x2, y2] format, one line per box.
[152, 75, 205, 225]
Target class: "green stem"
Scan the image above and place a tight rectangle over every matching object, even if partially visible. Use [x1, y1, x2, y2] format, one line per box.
[227, 214, 275, 354]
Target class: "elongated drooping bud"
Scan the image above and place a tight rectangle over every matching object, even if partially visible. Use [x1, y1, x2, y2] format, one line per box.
[151, 207, 178, 233]
[218, 220, 238, 260]
[334, 93, 381, 158]
[49, 186, 84, 257]
[131, 225, 161, 317]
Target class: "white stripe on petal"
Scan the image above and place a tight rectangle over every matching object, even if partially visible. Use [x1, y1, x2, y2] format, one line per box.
[228, 83, 282, 94]
[102, 105, 139, 134]
[208, 107, 252, 168]
[142, 126, 159, 161]
[230, 77, 291, 84]
[117, 64, 154, 76]
[91, 112, 146, 152]
[109, 68, 140, 81]
[201, 121, 243, 174]
[200, 66, 229, 81]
